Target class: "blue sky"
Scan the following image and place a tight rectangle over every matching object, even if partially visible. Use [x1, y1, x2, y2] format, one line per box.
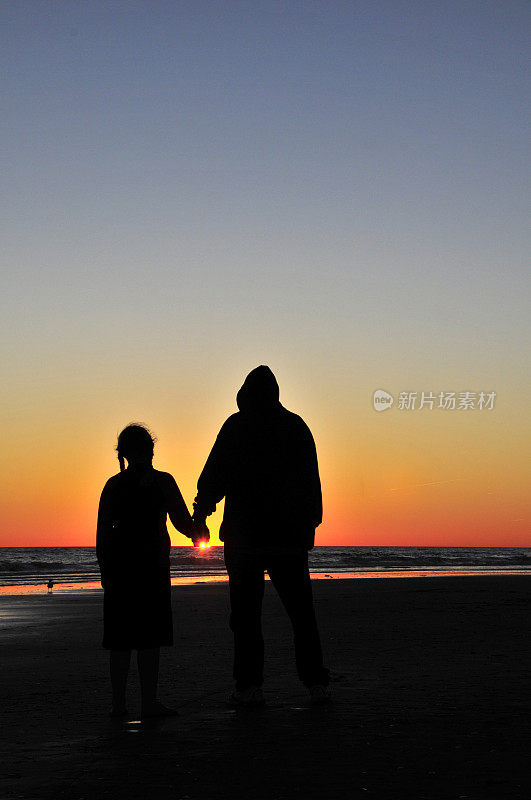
[1, 1, 529, 544]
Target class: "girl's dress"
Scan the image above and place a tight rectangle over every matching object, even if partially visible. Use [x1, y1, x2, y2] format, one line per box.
[96, 465, 190, 650]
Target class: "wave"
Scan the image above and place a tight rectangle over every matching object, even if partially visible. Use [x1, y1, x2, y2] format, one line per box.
[0, 559, 98, 573]
[169, 555, 225, 567]
[327, 551, 531, 568]
[1, 547, 530, 587]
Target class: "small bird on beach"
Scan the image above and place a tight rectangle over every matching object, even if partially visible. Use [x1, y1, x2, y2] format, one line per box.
[47, 579, 54, 593]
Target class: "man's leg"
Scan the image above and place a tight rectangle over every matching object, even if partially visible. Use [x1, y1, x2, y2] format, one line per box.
[267, 552, 329, 688]
[224, 547, 265, 690]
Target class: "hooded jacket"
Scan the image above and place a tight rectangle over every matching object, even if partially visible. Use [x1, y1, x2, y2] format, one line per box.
[195, 366, 322, 550]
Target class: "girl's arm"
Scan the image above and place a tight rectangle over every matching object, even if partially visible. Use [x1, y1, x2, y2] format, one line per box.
[160, 473, 197, 539]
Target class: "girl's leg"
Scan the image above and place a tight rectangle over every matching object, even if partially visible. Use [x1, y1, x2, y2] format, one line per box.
[110, 649, 131, 712]
[137, 647, 160, 711]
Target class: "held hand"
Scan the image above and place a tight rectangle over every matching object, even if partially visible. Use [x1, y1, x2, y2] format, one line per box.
[191, 517, 210, 547]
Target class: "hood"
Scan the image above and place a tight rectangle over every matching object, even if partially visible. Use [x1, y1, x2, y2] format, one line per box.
[236, 366, 281, 413]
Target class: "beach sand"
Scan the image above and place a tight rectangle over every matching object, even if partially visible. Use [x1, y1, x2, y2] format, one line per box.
[1, 575, 529, 800]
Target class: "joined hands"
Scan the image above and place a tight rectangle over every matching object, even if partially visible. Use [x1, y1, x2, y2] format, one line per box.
[191, 514, 210, 548]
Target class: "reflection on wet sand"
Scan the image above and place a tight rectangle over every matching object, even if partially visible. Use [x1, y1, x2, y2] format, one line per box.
[0, 569, 530, 596]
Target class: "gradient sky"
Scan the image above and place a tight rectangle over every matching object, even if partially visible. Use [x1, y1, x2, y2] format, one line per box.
[1, 1, 529, 547]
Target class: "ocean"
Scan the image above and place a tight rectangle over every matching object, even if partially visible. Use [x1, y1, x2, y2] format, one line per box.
[1, 546, 530, 590]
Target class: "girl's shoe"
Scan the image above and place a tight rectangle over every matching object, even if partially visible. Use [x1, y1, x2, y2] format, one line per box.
[227, 686, 265, 708]
[308, 685, 332, 705]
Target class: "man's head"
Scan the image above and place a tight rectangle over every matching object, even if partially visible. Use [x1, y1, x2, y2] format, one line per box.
[236, 365, 280, 413]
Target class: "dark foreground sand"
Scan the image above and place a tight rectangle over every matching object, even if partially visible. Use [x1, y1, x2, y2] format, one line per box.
[1, 576, 530, 800]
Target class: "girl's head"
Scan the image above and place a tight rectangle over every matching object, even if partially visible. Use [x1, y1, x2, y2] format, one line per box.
[116, 424, 156, 471]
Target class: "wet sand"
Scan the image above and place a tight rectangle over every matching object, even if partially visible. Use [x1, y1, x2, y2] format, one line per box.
[1, 576, 530, 799]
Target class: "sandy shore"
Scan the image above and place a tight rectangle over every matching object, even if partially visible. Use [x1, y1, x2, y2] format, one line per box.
[1, 575, 530, 799]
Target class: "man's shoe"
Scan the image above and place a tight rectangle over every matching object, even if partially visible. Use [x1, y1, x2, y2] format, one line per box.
[308, 685, 332, 705]
[141, 701, 179, 719]
[109, 705, 128, 718]
[227, 686, 265, 708]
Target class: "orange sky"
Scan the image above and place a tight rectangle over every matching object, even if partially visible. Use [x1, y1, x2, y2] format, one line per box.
[1, 361, 528, 547]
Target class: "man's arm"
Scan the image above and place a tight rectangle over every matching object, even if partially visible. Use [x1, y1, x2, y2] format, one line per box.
[297, 418, 323, 527]
[194, 420, 231, 520]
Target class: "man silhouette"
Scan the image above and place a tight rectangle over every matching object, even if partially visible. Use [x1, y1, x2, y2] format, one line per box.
[193, 366, 330, 705]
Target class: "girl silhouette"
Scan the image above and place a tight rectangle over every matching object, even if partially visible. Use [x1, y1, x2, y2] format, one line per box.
[96, 424, 198, 718]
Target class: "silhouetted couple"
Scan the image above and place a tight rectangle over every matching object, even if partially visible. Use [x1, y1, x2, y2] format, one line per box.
[97, 366, 330, 718]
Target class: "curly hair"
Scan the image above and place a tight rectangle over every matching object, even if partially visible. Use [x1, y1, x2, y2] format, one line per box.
[116, 424, 156, 471]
